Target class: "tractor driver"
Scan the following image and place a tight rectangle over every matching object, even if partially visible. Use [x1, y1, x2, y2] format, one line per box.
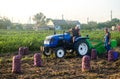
[69, 25, 81, 43]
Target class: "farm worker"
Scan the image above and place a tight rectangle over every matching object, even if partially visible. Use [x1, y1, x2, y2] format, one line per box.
[104, 28, 111, 52]
[69, 25, 81, 42]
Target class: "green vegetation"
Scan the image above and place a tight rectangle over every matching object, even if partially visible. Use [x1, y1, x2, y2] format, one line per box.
[0, 30, 52, 53]
[0, 17, 12, 29]
[0, 29, 120, 54]
[33, 12, 47, 26]
[81, 18, 120, 30]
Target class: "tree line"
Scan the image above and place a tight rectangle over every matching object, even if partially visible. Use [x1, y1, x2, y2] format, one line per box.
[0, 12, 120, 30]
[81, 18, 120, 30]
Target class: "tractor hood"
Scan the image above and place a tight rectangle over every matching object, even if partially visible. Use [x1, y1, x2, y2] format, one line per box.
[44, 33, 71, 47]
[45, 32, 71, 40]
[46, 34, 63, 39]
[44, 34, 64, 42]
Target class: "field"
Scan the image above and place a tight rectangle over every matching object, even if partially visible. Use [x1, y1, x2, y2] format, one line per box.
[1, 50, 120, 79]
[0, 29, 120, 53]
[0, 29, 120, 79]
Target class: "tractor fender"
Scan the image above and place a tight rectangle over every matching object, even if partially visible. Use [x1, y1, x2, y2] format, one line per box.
[74, 37, 89, 43]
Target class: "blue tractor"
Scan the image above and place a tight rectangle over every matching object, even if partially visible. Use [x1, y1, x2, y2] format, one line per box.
[43, 32, 90, 58]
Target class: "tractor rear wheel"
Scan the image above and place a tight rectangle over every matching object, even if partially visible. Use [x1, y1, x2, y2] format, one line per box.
[75, 40, 89, 56]
[55, 47, 65, 58]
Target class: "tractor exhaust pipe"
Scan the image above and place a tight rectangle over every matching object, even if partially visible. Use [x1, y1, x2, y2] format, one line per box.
[54, 26, 56, 35]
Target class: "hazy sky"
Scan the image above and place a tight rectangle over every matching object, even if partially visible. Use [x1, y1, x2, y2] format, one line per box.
[0, 0, 120, 23]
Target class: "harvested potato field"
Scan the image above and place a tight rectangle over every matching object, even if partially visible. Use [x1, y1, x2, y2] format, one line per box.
[0, 48, 120, 79]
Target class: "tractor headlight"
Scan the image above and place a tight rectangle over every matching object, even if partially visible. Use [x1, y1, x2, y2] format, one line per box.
[44, 37, 55, 45]
[44, 36, 52, 44]
[44, 39, 50, 44]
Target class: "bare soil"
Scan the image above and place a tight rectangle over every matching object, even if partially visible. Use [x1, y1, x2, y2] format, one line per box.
[0, 48, 120, 79]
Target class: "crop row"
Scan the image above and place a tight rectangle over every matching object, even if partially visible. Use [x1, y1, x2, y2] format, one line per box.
[0, 30, 120, 53]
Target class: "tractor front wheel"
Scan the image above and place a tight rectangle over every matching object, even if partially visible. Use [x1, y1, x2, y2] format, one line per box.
[55, 47, 65, 58]
[43, 50, 51, 56]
